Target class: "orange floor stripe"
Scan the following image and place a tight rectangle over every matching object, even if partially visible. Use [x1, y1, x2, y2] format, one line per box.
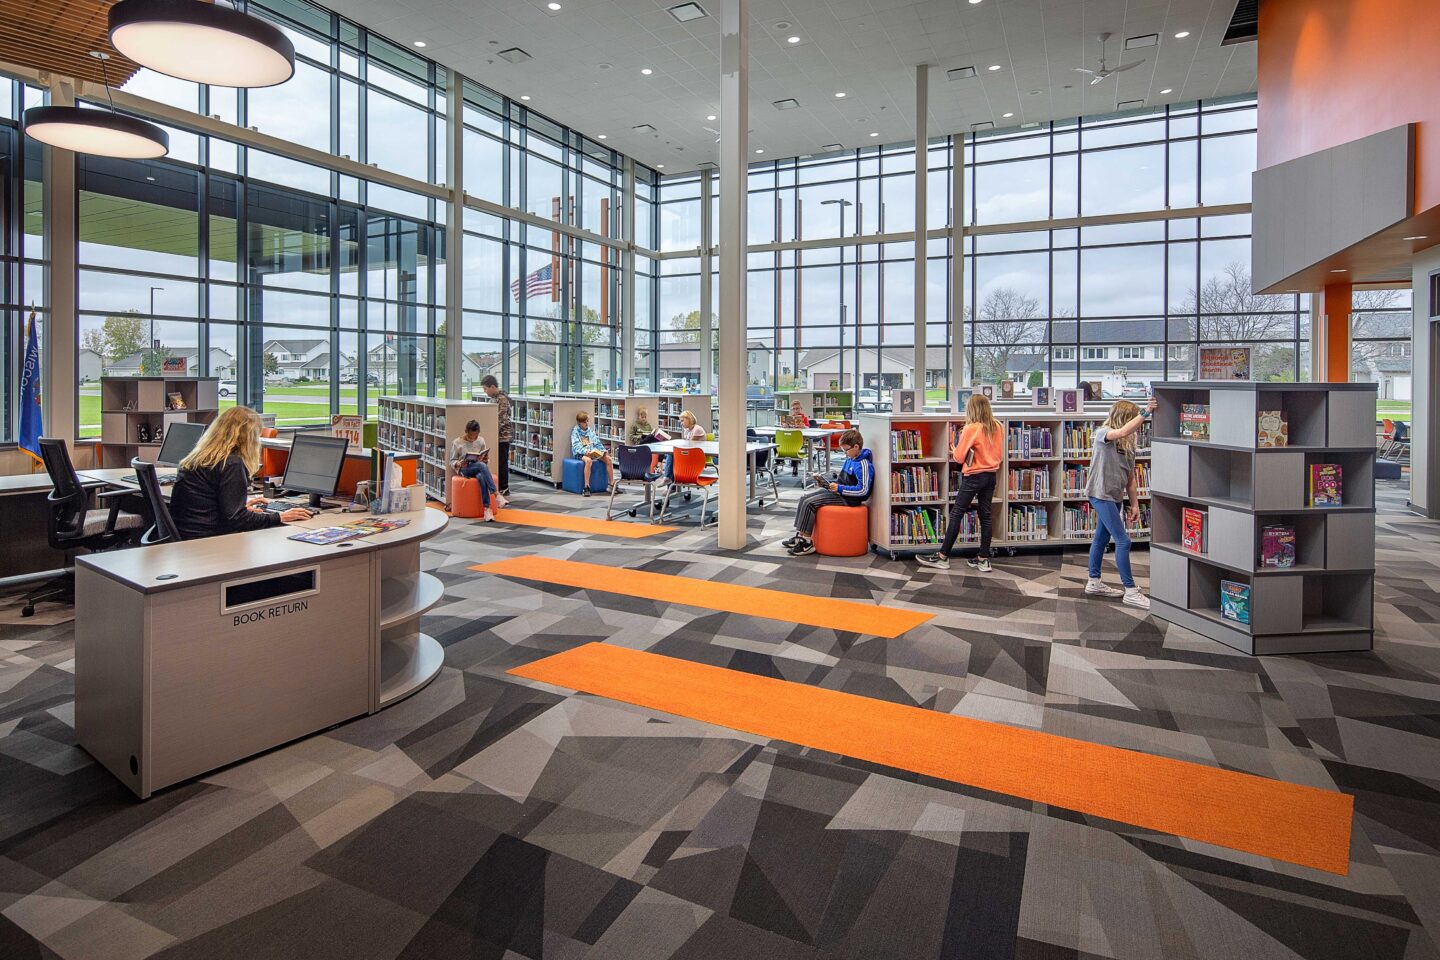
[472, 556, 933, 638]
[488, 508, 677, 539]
[511, 643, 1354, 875]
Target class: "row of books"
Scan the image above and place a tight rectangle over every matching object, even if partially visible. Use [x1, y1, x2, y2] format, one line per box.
[1062, 464, 1088, 496]
[891, 466, 941, 501]
[1178, 403, 1293, 447]
[891, 429, 928, 460]
[595, 401, 626, 418]
[1062, 502, 1152, 537]
[1008, 467, 1051, 500]
[1007, 505, 1049, 541]
[514, 404, 555, 425]
[380, 408, 440, 432]
[889, 507, 952, 546]
[1061, 421, 1094, 456]
[522, 431, 554, 453]
[510, 451, 554, 476]
[1007, 425, 1054, 459]
[1134, 461, 1152, 492]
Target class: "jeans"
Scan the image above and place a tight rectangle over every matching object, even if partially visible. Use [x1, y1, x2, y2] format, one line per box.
[939, 471, 996, 558]
[460, 461, 496, 508]
[1087, 497, 1134, 588]
[497, 441, 510, 491]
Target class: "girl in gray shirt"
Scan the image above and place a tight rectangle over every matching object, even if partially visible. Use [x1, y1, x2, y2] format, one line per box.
[1085, 397, 1156, 609]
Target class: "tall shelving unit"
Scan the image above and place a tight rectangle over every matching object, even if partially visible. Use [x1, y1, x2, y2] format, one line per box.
[376, 396, 498, 503]
[1148, 381, 1376, 655]
[508, 396, 596, 487]
[776, 390, 854, 425]
[99, 376, 219, 467]
[859, 410, 1151, 558]
[654, 392, 713, 436]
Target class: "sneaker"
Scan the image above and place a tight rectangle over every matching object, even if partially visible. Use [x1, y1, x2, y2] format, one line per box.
[915, 553, 950, 570]
[967, 556, 992, 573]
[1085, 578, 1122, 598]
[1123, 588, 1151, 610]
[782, 534, 803, 548]
[582, 489, 591, 498]
[789, 539, 816, 556]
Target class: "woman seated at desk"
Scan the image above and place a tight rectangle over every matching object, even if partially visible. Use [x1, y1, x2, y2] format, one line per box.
[169, 407, 311, 539]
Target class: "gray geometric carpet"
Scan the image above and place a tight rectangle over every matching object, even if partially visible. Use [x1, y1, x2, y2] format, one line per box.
[1, 478, 1437, 959]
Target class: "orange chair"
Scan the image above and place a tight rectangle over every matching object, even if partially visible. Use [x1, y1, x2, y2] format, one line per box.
[259, 427, 287, 480]
[813, 504, 869, 557]
[448, 475, 484, 518]
[660, 446, 718, 525]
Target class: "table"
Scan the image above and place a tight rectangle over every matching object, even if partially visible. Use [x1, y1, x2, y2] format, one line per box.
[644, 439, 778, 510]
[750, 425, 842, 474]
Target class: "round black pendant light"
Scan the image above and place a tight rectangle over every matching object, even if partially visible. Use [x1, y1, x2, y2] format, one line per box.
[23, 104, 169, 158]
[108, 0, 296, 88]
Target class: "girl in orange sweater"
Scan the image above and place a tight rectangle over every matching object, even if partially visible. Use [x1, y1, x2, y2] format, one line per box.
[916, 393, 1003, 572]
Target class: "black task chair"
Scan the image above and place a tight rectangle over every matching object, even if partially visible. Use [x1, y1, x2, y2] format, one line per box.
[20, 438, 145, 617]
[607, 444, 664, 521]
[131, 458, 183, 545]
[747, 428, 781, 508]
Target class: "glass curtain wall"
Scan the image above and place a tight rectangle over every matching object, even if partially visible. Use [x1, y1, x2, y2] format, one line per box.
[0, 78, 46, 444]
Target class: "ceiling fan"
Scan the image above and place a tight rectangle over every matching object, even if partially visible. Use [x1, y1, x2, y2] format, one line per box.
[1074, 32, 1145, 85]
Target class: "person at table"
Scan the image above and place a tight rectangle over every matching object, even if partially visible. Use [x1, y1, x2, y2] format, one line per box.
[664, 410, 708, 482]
[571, 410, 614, 496]
[785, 428, 873, 556]
[169, 406, 311, 539]
[783, 400, 810, 428]
[450, 418, 502, 518]
[629, 406, 670, 445]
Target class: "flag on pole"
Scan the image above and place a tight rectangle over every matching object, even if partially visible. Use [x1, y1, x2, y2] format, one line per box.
[509, 263, 553, 302]
[17, 308, 42, 464]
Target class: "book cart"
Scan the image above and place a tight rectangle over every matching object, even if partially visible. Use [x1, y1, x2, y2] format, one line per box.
[376, 396, 498, 503]
[1148, 382, 1377, 655]
[506, 396, 597, 487]
[858, 410, 1152, 559]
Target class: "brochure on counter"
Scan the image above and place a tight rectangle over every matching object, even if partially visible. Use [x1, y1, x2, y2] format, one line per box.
[288, 516, 412, 545]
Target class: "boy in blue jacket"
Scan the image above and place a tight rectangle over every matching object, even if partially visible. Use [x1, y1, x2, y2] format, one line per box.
[785, 428, 873, 556]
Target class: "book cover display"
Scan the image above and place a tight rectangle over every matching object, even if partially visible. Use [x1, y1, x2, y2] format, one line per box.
[1260, 525, 1296, 568]
[1181, 507, 1206, 553]
[1179, 403, 1210, 440]
[1309, 464, 1343, 506]
[1199, 346, 1252, 380]
[1256, 409, 1288, 447]
[1220, 580, 1251, 624]
[891, 389, 921, 414]
[998, 380, 1016, 399]
[970, 384, 996, 400]
[1055, 389, 1083, 414]
[1032, 386, 1052, 407]
[1083, 381, 1103, 401]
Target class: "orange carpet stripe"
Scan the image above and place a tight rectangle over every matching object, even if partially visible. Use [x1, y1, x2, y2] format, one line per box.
[490, 508, 677, 539]
[472, 556, 933, 638]
[510, 643, 1354, 875]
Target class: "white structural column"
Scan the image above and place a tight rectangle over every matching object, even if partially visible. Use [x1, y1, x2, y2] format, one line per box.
[716, 0, 749, 550]
[621, 156, 637, 390]
[912, 64, 928, 391]
[699, 170, 714, 395]
[43, 80, 78, 445]
[444, 69, 464, 396]
[949, 133, 966, 392]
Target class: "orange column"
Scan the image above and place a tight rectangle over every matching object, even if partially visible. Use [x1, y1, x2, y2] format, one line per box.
[1318, 282, 1353, 382]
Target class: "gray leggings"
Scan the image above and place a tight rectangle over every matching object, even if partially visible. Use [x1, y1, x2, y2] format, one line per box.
[794, 489, 851, 535]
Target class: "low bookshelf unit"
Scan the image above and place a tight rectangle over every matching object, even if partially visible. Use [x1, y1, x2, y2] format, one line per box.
[508, 396, 596, 486]
[99, 376, 219, 467]
[859, 410, 1152, 559]
[377, 396, 498, 503]
[776, 390, 854, 425]
[1147, 381, 1377, 655]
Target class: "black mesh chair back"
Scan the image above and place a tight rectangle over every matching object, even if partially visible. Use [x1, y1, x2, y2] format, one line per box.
[747, 428, 773, 472]
[618, 444, 656, 481]
[131, 458, 183, 546]
[39, 437, 89, 544]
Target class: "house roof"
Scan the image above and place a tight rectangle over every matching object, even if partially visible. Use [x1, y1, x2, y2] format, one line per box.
[263, 338, 326, 355]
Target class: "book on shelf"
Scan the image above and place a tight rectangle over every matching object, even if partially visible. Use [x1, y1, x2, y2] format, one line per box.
[1032, 386, 1052, 407]
[1309, 464, 1343, 506]
[1133, 461, 1151, 491]
[1055, 389, 1083, 414]
[1007, 505, 1048, 540]
[1219, 580, 1251, 625]
[1257, 409, 1289, 448]
[1260, 525, 1296, 568]
[891, 507, 949, 545]
[1062, 463, 1089, 495]
[998, 380, 1015, 399]
[891, 466, 940, 501]
[1179, 403, 1211, 441]
[891, 429, 925, 460]
[1062, 420, 1094, 455]
[1181, 507, 1207, 553]
[1006, 425, 1053, 458]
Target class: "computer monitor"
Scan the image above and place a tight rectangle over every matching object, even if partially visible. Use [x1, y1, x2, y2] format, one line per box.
[281, 434, 349, 508]
[156, 421, 208, 468]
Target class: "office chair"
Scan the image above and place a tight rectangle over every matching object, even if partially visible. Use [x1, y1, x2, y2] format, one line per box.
[20, 438, 145, 617]
[774, 428, 807, 482]
[131, 458, 183, 546]
[660, 447, 718, 526]
[747, 428, 780, 507]
[608, 444, 664, 521]
[1392, 421, 1410, 464]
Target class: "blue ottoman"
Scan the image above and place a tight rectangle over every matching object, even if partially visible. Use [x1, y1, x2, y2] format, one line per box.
[562, 456, 611, 494]
[1376, 458, 1403, 480]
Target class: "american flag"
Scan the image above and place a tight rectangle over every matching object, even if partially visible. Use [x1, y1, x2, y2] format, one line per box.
[510, 263, 553, 302]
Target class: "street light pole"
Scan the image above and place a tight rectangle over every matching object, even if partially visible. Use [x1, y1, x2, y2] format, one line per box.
[148, 285, 164, 372]
[822, 198, 853, 392]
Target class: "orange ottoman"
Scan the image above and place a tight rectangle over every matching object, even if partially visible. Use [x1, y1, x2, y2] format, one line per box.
[813, 504, 869, 557]
[448, 476, 484, 518]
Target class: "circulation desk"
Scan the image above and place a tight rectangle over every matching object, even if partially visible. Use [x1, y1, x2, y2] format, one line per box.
[74, 506, 448, 798]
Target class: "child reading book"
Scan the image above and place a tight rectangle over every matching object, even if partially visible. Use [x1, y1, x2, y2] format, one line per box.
[784, 429, 873, 556]
[450, 418, 505, 519]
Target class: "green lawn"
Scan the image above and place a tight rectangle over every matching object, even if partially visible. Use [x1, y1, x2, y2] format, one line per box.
[1377, 399, 1412, 422]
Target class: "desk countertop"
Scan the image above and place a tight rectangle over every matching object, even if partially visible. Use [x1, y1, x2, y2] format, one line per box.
[644, 440, 777, 456]
[77, 506, 448, 594]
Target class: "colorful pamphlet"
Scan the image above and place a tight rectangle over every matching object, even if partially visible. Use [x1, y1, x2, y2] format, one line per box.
[288, 526, 368, 546]
[1309, 463, 1343, 506]
[1260, 525, 1296, 568]
[1256, 409, 1289, 447]
[1220, 580, 1251, 625]
[1180, 403, 1211, 441]
[1181, 507, 1206, 553]
[341, 517, 411, 535]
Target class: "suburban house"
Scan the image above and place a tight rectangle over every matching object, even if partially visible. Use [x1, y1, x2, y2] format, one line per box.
[105, 347, 236, 379]
[261, 339, 329, 380]
[79, 348, 103, 382]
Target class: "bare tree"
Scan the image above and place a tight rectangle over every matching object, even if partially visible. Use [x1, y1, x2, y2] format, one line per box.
[969, 288, 1047, 384]
[1180, 262, 1297, 342]
[1349, 288, 1408, 376]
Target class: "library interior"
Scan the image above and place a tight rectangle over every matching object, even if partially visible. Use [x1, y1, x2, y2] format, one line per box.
[2, 0, 1440, 957]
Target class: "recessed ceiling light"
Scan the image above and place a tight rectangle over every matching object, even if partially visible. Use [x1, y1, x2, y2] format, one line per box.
[412, 40, 426, 47]
[641, 67, 653, 75]
[598, 134, 607, 139]
[706, 114, 716, 120]
[968, 0, 982, 4]
[667, 2, 708, 23]
[656, 163, 665, 168]
[988, 64, 1002, 71]
[787, 36, 800, 44]
[547, 1, 562, 9]
[1404, 235, 1428, 240]
[520, 95, 530, 101]
[1160, 88, 1173, 94]
[1174, 30, 1190, 38]
[834, 91, 846, 98]
[868, 131, 879, 137]
[1002, 112, 1013, 118]
[1330, 268, 1348, 273]
[145, 175, 156, 181]
[772, 98, 799, 111]
[754, 148, 765, 154]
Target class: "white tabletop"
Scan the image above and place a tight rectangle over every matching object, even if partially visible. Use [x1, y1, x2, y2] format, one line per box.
[644, 440, 777, 456]
[750, 426, 842, 439]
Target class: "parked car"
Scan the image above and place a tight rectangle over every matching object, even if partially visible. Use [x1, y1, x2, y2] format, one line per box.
[218, 379, 237, 398]
[1120, 381, 1150, 397]
[659, 377, 683, 390]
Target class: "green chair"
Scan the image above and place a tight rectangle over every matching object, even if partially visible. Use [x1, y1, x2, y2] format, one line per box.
[774, 428, 807, 484]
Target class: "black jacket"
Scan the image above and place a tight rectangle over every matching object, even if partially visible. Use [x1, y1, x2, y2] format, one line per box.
[169, 454, 281, 540]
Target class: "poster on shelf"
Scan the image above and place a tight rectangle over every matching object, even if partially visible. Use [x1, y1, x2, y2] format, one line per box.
[330, 414, 364, 445]
[1198, 346, 1252, 380]
[1033, 386, 1052, 408]
[891, 389, 921, 414]
[1054, 388, 1084, 414]
[160, 356, 187, 377]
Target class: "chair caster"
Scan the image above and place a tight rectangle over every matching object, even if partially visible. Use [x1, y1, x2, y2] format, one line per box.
[684, 492, 692, 501]
[21, 605, 35, 618]
[629, 509, 637, 517]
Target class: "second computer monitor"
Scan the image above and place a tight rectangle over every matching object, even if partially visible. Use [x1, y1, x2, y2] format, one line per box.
[156, 421, 208, 467]
[282, 434, 350, 508]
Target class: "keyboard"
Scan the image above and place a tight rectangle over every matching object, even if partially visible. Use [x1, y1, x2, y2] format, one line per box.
[263, 501, 320, 516]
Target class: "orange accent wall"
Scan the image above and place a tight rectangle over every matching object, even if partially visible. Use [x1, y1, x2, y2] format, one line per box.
[1258, 0, 1440, 213]
[1320, 283, 1353, 383]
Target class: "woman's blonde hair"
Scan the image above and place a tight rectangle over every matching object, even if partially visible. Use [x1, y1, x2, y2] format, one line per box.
[1106, 399, 1142, 452]
[182, 406, 262, 475]
[680, 410, 697, 427]
[964, 393, 1000, 436]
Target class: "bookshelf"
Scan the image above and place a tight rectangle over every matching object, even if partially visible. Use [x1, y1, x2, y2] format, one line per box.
[507, 396, 597, 486]
[550, 391, 709, 443]
[1148, 381, 1376, 655]
[99, 376, 219, 467]
[776, 390, 854, 425]
[653, 392, 713, 436]
[377, 396, 498, 503]
[860, 410, 1152, 558]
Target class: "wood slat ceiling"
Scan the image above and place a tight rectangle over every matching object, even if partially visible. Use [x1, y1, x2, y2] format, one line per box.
[0, 0, 141, 86]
